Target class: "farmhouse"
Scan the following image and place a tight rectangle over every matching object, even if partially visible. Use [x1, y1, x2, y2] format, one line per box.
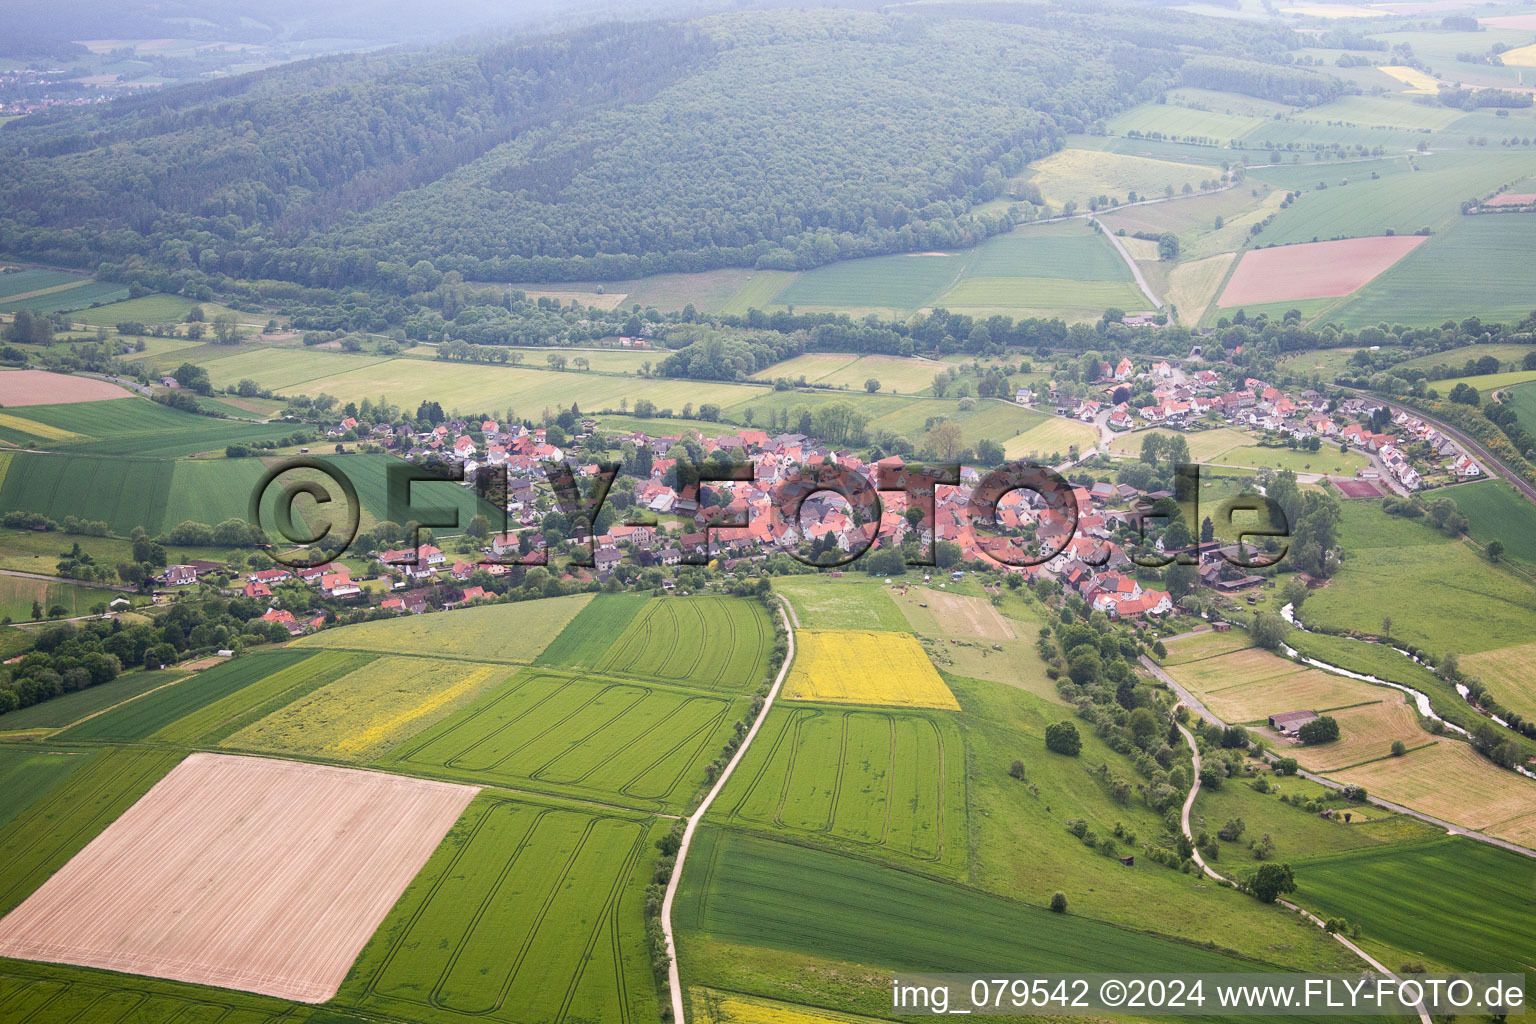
[1268, 709, 1318, 735]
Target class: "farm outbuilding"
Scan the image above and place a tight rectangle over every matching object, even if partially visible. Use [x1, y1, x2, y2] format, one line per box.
[1269, 710, 1318, 735]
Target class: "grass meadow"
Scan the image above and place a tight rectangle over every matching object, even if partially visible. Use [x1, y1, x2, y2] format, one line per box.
[384, 668, 745, 812]
[338, 794, 659, 1024]
[1297, 501, 1536, 655]
[295, 593, 592, 662]
[149, 651, 370, 746]
[0, 398, 295, 456]
[0, 574, 112, 622]
[771, 578, 911, 632]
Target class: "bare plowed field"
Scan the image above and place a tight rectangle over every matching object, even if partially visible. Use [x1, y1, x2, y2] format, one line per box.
[0, 370, 131, 406]
[1218, 236, 1426, 306]
[0, 753, 477, 1002]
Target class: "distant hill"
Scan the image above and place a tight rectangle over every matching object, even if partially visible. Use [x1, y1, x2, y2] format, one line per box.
[0, 5, 1293, 288]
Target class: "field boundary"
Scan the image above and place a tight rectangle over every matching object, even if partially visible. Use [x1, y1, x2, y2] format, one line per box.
[663, 598, 794, 1024]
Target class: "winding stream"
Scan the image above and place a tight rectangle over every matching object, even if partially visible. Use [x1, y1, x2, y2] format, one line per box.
[1278, 603, 1535, 780]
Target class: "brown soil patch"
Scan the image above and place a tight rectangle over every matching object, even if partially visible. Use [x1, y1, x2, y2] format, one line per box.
[0, 370, 132, 406]
[1217, 236, 1427, 307]
[1485, 193, 1536, 207]
[0, 752, 477, 1002]
[922, 590, 1018, 641]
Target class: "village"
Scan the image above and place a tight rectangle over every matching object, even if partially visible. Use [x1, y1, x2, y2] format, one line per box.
[145, 351, 1488, 635]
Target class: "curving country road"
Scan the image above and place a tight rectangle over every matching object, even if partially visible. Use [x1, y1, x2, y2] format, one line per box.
[1173, 722, 1432, 1024]
[1144, 654, 1536, 860]
[660, 597, 797, 1024]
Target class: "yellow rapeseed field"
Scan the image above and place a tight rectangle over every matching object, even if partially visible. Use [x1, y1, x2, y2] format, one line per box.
[783, 630, 959, 710]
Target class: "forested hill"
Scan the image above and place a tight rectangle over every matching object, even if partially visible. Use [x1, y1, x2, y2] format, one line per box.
[0, 5, 1298, 289]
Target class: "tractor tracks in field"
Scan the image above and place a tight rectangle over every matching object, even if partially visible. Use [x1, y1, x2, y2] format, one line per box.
[661, 596, 797, 1024]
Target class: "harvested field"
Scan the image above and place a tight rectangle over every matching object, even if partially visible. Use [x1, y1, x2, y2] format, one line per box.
[1217, 236, 1426, 307]
[0, 753, 477, 1003]
[1378, 65, 1439, 94]
[1333, 478, 1388, 498]
[1485, 192, 1536, 206]
[0, 370, 131, 406]
[1202, 667, 1376, 726]
[1160, 630, 1254, 666]
[783, 630, 959, 710]
[1278, 694, 1426, 772]
[1480, 13, 1536, 29]
[1463, 641, 1536, 722]
[1166, 647, 1306, 693]
[901, 589, 1017, 641]
[1336, 742, 1536, 844]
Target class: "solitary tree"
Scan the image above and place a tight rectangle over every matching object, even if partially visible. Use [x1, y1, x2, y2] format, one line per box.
[1487, 539, 1505, 563]
[864, 378, 881, 393]
[1049, 892, 1068, 914]
[1045, 721, 1082, 756]
[1249, 863, 1297, 904]
[1008, 759, 1027, 780]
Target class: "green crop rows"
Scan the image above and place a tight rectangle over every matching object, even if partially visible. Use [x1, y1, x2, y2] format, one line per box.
[713, 706, 964, 867]
[338, 794, 658, 1024]
[385, 668, 742, 812]
[595, 596, 773, 692]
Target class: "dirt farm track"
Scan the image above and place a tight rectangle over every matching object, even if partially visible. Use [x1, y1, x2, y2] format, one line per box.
[0, 753, 478, 1002]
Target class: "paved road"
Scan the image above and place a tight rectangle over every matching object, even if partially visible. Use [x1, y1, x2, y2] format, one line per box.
[1093, 218, 1163, 309]
[1143, 653, 1536, 860]
[661, 598, 797, 1024]
[1173, 723, 1432, 1023]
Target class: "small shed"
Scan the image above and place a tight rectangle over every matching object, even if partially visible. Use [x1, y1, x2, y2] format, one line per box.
[1268, 710, 1318, 735]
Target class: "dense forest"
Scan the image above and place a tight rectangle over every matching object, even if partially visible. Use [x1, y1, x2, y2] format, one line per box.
[0, 5, 1296, 288]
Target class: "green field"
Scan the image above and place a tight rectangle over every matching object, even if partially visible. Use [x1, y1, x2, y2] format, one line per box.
[223, 654, 508, 762]
[1390, 343, 1536, 375]
[0, 574, 112, 623]
[1331, 215, 1536, 326]
[1296, 501, 1536, 655]
[1292, 838, 1536, 975]
[773, 252, 964, 312]
[1446, 478, 1536, 566]
[0, 669, 186, 732]
[0, 747, 180, 916]
[711, 705, 965, 868]
[772, 578, 911, 632]
[1506, 379, 1536, 443]
[336, 794, 659, 1024]
[0, 398, 296, 457]
[0, 452, 175, 536]
[1023, 148, 1213, 208]
[2, 281, 130, 314]
[1254, 153, 1535, 248]
[385, 668, 744, 811]
[56, 650, 317, 742]
[533, 593, 650, 671]
[594, 596, 774, 692]
[0, 269, 91, 302]
[677, 828, 1285, 1010]
[1105, 102, 1266, 143]
[149, 651, 368, 746]
[0, 960, 304, 1024]
[67, 293, 248, 328]
[294, 594, 592, 662]
[0, 747, 89, 829]
[1433, 367, 1536, 398]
